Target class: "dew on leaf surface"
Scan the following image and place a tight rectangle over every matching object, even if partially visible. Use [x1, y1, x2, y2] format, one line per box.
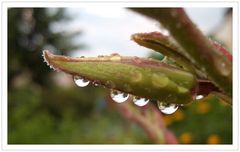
[157, 101, 178, 114]
[110, 90, 129, 103]
[133, 96, 149, 107]
[195, 95, 204, 100]
[73, 76, 90, 87]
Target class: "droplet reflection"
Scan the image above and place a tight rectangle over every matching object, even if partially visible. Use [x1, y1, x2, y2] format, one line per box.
[195, 95, 204, 100]
[133, 96, 149, 106]
[73, 76, 90, 87]
[110, 90, 129, 103]
[157, 101, 178, 114]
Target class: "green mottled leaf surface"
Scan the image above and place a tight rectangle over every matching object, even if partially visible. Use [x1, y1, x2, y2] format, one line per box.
[43, 50, 197, 104]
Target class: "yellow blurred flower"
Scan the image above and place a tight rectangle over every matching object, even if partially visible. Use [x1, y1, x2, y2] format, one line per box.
[197, 101, 211, 114]
[163, 109, 184, 126]
[207, 134, 221, 144]
[163, 116, 173, 126]
[173, 110, 184, 121]
[179, 132, 192, 144]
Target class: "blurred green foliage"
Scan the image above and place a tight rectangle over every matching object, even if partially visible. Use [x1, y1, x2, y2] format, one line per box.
[163, 98, 232, 144]
[8, 8, 232, 144]
[151, 53, 232, 144]
[8, 8, 150, 144]
[8, 8, 82, 87]
[8, 86, 150, 144]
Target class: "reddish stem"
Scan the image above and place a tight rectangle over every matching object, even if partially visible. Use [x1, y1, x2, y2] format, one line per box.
[108, 94, 178, 144]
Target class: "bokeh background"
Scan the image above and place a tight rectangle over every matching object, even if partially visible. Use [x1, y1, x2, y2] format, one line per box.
[8, 8, 232, 144]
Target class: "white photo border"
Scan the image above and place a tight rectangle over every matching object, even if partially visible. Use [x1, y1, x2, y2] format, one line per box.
[1, 0, 239, 152]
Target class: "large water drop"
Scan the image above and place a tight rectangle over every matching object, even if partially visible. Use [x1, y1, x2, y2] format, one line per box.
[133, 96, 149, 107]
[73, 76, 90, 87]
[110, 90, 129, 103]
[157, 101, 178, 114]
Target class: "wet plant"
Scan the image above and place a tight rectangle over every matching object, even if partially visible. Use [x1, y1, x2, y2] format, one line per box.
[43, 8, 232, 115]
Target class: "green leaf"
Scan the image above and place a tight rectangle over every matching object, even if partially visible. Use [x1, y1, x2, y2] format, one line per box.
[130, 8, 232, 97]
[132, 32, 204, 77]
[43, 50, 197, 104]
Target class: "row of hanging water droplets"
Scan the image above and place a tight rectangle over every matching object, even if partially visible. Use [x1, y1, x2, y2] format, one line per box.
[110, 89, 179, 115]
[73, 75, 180, 115]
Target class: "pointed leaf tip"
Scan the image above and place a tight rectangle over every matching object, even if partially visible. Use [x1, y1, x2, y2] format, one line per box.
[131, 32, 197, 74]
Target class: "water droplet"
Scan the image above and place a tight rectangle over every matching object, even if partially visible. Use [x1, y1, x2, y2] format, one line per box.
[162, 30, 170, 36]
[110, 90, 129, 103]
[133, 96, 149, 107]
[157, 101, 178, 114]
[195, 95, 204, 100]
[73, 76, 90, 87]
[152, 73, 169, 88]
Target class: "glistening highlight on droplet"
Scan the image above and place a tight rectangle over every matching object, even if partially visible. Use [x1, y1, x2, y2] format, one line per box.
[157, 101, 178, 114]
[195, 95, 204, 100]
[73, 76, 90, 87]
[133, 96, 149, 106]
[110, 90, 129, 103]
